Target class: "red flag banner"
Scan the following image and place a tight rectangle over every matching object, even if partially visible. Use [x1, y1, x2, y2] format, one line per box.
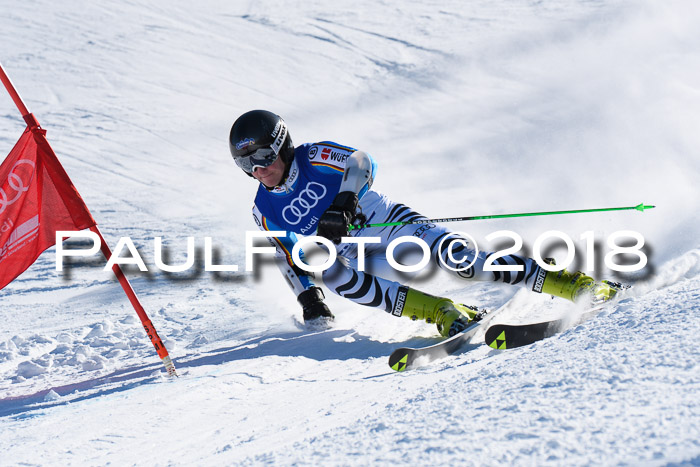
[0, 126, 96, 289]
[1, 63, 176, 376]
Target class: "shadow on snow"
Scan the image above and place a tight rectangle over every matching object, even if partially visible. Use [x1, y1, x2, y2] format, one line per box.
[0, 328, 439, 419]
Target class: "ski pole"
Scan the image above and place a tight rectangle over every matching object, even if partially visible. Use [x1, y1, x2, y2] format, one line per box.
[348, 202, 655, 230]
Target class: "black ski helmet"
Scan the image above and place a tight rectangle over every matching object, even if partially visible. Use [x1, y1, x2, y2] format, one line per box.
[229, 110, 294, 175]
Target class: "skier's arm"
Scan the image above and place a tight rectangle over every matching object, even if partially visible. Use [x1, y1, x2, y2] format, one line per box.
[317, 150, 377, 242]
[338, 150, 376, 198]
[252, 206, 332, 320]
[252, 205, 312, 295]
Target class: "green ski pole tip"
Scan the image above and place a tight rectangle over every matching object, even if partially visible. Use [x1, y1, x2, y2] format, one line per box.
[635, 203, 656, 212]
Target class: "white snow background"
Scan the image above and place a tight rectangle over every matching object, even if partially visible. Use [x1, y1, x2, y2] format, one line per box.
[1, 0, 699, 465]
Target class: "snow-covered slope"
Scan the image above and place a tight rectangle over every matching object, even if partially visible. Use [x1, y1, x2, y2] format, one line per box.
[1, 1, 698, 465]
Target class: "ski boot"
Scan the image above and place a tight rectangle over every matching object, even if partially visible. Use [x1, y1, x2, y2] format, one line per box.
[398, 288, 481, 337]
[298, 287, 335, 323]
[537, 268, 626, 304]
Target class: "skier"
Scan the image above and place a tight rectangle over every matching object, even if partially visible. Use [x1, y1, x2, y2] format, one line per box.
[229, 110, 621, 337]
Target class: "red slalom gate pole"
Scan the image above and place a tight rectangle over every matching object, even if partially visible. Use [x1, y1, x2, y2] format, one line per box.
[0, 61, 40, 129]
[1, 61, 177, 377]
[91, 227, 177, 376]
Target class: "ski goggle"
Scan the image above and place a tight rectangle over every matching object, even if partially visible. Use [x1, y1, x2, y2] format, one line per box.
[235, 147, 279, 174]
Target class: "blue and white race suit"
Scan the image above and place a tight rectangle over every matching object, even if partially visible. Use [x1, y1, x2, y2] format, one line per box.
[252, 142, 541, 316]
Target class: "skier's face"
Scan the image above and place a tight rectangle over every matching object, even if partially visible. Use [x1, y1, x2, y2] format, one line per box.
[252, 155, 286, 188]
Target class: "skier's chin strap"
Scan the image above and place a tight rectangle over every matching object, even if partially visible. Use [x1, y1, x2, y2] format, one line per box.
[262, 160, 293, 191]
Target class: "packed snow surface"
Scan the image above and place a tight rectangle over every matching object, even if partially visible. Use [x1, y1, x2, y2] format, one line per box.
[1, 0, 699, 465]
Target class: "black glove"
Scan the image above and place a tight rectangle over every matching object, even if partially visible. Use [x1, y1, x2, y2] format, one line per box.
[297, 286, 334, 322]
[317, 191, 365, 244]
